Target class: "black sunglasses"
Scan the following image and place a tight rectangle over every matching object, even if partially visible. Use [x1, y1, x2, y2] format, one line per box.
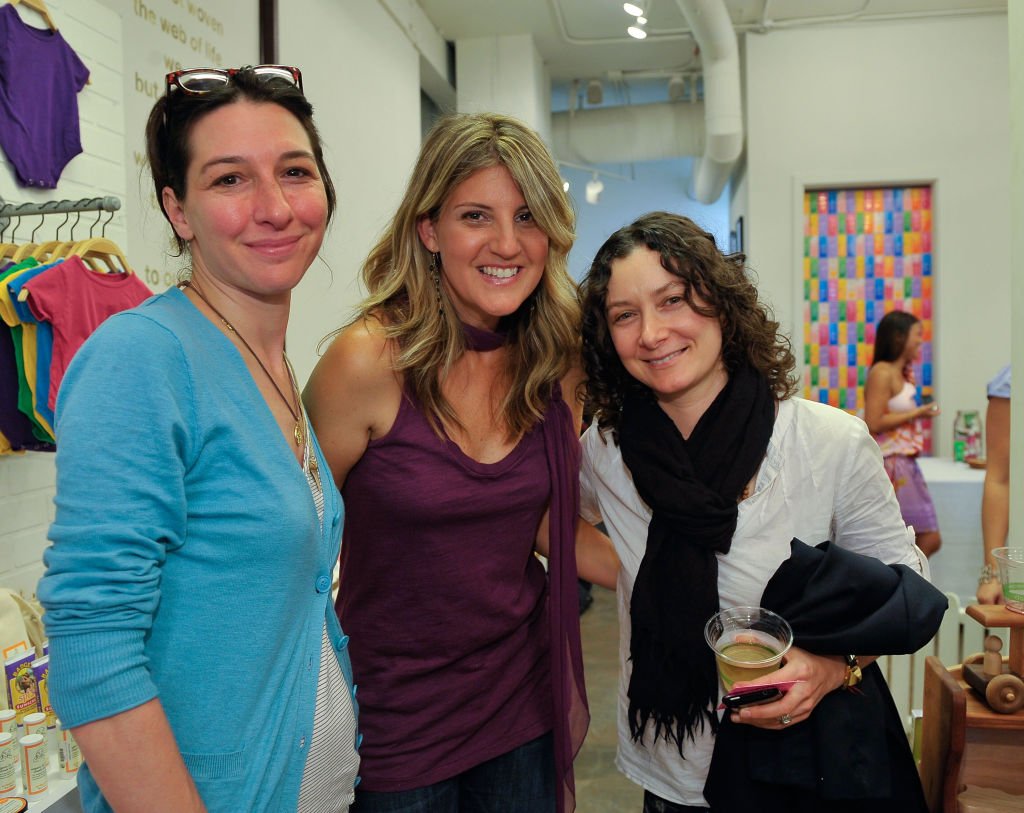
[165, 64, 303, 96]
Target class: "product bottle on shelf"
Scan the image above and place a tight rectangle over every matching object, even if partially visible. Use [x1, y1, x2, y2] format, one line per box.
[952, 410, 983, 461]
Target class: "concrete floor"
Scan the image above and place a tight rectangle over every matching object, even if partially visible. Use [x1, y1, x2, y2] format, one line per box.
[575, 586, 644, 812]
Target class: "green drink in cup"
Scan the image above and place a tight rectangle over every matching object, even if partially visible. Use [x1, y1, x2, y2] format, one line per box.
[704, 606, 794, 692]
[992, 547, 1024, 614]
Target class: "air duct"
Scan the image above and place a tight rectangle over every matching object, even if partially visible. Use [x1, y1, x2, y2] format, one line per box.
[550, 0, 742, 204]
[552, 101, 706, 166]
[677, 0, 743, 204]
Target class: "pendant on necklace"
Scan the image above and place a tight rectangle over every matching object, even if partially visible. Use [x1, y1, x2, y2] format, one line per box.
[294, 420, 304, 447]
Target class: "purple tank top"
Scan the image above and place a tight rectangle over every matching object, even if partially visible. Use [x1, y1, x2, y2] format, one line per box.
[337, 389, 553, 790]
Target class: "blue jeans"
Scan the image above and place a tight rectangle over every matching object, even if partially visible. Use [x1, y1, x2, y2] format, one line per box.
[351, 732, 555, 813]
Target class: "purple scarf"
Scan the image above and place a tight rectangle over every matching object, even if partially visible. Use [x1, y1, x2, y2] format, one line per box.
[463, 321, 589, 812]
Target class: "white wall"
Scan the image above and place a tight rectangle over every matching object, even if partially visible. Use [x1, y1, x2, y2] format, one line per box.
[279, 0, 424, 384]
[1009, 3, 1022, 544]
[456, 34, 550, 141]
[743, 15, 1009, 455]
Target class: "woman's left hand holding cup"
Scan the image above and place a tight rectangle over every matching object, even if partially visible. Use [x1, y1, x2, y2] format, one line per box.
[730, 647, 847, 729]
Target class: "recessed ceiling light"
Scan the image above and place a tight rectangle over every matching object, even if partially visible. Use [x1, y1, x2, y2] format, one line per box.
[627, 25, 647, 39]
[623, 3, 644, 16]
[637, 16, 647, 24]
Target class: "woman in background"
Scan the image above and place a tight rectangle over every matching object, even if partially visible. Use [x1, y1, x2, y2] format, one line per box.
[39, 66, 358, 812]
[305, 112, 616, 813]
[864, 310, 942, 557]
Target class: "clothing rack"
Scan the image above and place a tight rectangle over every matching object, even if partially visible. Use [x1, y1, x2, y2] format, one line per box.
[0, 195, 122, 234]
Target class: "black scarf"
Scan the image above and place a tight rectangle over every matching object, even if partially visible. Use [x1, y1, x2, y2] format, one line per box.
[618, 363, 775, 751]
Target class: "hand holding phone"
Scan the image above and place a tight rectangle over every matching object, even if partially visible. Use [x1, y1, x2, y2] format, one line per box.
[721, 687, 782, 709]
[717, 680, 803, 710]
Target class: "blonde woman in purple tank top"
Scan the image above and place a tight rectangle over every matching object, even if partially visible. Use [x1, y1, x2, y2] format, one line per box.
[304, 113, 618, 813]
[864, 310, 942, 557]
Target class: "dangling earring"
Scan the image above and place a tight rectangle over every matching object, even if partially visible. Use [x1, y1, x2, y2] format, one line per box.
[430, 252, 443, 314]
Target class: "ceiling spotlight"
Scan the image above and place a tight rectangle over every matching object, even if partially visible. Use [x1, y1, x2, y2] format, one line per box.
[627, 25, 647, 39]
[637, 16, 647, 24]
[586, 79, 604, 105]
[668, 74, 685, 101]
[562, 179, 570, 193]
[585, 175, 605, 205]
[623, 3, 644, 16]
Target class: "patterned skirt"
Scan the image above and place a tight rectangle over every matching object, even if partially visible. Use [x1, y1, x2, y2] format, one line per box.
[882, 454, 939, 534]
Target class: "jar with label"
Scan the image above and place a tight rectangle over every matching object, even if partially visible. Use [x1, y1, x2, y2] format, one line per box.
[0, 712, 14, 768]
[953, 410, 983, 461]
[0, 733, 14, 793]
[18, 733, 46, 795]
[56, 719, 81, 775]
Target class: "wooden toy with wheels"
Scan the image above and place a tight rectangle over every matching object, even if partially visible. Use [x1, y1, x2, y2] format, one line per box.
[962, 604, 1024, 714]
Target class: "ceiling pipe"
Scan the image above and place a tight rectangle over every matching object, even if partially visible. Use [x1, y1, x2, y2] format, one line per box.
[549, 0, 741, 204]
[676, 0, 743, 204]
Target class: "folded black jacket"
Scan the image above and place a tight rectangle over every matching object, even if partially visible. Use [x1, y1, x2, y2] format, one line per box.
[704, 539, 948, 813]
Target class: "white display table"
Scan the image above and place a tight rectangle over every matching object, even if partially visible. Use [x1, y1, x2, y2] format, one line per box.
[916, 456, 985, 604]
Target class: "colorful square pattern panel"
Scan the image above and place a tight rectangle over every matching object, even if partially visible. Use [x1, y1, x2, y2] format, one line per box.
[802, 186, 934, 450]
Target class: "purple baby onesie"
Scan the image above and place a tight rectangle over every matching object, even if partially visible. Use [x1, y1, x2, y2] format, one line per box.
[0, 4, 90, 189]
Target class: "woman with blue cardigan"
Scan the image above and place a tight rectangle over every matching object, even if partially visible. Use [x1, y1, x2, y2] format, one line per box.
[39, 66, 358, 812]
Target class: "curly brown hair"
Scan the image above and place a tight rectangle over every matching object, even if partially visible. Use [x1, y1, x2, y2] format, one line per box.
[579, 211, 797, 437]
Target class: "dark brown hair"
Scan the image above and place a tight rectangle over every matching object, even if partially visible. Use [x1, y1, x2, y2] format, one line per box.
[871, 310, 920, 365]
[579, 211, 797, 436]
[145, 67, 336, 255]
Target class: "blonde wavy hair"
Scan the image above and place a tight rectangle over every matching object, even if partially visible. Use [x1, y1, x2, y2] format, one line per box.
[354, 112, 579, 438]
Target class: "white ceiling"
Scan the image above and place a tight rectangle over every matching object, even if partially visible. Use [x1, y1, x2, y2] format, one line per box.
[417, 0, 1007, 83]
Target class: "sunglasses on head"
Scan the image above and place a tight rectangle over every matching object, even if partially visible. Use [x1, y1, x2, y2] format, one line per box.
[165, 64, 303, 96]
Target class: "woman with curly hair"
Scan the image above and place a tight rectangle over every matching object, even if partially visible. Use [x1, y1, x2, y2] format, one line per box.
[304, 112, 616, 813]
[578, 212, 933, 812]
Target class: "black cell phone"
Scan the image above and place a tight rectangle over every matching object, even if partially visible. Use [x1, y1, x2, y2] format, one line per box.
[721, 687, 783, 709]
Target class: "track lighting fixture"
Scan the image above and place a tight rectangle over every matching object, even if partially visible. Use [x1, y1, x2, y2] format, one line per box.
[585, 174, 605, 205]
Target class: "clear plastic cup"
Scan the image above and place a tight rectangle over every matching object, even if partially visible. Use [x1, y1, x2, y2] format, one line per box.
[704, 606, 794, 691]
[992, 547, 1024, 614]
